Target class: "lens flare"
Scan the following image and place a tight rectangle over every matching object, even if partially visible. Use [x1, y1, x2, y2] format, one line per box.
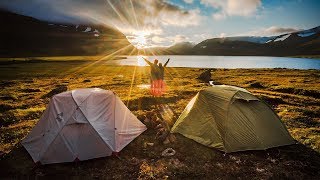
[127, 31, 150, 49]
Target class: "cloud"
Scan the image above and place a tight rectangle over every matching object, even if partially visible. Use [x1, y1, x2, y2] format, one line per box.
[152, 36, 167, 44]
[261, 26, 301, 35]
[212, 12, 226, 20]
[240, 26, 302, 36]
[151, 35, 190, 46]
[0, 0, 205, 48]
[0, 0, 202, 31]
[159, 9, 202, 27]
[183, 0, 194, 4]
[172, 35, 189, 43]
[194, 33, 213, 40]
[201, 0, 262, 19]
[219, 33, 227, 38]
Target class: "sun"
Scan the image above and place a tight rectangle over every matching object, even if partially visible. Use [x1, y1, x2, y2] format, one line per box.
[128, 31, 150, 49]
[135, 33, 147, 47]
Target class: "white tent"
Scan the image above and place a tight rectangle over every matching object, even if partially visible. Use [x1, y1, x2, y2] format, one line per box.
[22, 88, 147, 164]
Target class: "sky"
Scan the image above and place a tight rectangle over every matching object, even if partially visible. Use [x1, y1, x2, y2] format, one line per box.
[0, 0, 319, 48]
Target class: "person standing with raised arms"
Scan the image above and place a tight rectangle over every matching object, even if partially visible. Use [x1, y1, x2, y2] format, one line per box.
[143, 57, 170, 96]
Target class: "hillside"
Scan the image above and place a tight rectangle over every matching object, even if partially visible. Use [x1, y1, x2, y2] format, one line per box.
[141, 26, 320, 56]
[193, 26, 320, 56]
[0, 10, 136, 57]
[166, 42, 195, 55]
[1, 9, 318, 57]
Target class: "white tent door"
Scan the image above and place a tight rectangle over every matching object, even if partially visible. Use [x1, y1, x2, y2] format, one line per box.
[41, 123, 112, 164]
[40, 132, 76, 164]
[60, 123, 113, 160]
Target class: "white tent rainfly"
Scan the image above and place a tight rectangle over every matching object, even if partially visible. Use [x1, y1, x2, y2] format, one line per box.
[22, 88, 147, 164]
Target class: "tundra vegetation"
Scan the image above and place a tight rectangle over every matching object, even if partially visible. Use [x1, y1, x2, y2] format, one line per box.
[0, 57, 319, 179]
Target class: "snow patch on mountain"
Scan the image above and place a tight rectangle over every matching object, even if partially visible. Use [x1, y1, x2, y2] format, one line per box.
[83, 27, 91, 32]
[298, 32, 316, 37]
[274, 34, 291, 42]
[265, 40, 272, 43]
[224, 36, 274, 44]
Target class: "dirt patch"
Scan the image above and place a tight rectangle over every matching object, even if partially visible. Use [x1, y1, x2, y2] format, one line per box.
[0, 112, 18, 127]
[0, 94, 18, 101]
[0, 104, 15, 113]
[272, 87, 320, 99]
[83, 79, 91, 83]
[41, 85, 67, 98]
[20, 88, 41, 93]
[257, 95, 285, 107]
[249, 82, 265, 88]
[0, 81, 16, 88]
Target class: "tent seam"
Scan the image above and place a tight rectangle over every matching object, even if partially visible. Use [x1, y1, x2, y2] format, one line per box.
[39, 95, 83, 161]
[223, 89, 250, 152]
[81, 90, 115, 151]
[229, 91, 265, 151]
[201, 91, 225, 151]
[222, 91, 239, 153]
[113, 93, 117, 152]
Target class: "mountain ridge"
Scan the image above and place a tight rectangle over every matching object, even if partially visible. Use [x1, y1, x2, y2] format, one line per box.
[141, 26, 320, 56]
[0, 9, 318, 57]
[0, 9, 137, 57]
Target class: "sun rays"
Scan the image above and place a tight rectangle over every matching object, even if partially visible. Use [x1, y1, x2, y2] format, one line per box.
[126, 30, 153, 49]
[51, 0, 185, 115]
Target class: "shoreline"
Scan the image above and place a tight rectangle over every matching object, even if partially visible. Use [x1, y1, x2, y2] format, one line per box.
[0, 60, 319, 71]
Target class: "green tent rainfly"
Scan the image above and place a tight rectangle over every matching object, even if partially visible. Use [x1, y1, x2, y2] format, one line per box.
[171, 85, 295, 153]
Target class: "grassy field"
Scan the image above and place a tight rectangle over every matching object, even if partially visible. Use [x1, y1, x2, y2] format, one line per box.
[0, 59, 319, 179]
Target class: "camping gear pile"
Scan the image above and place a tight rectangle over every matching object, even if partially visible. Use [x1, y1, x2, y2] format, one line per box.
[22, 85, 295, 164]
[140, 111, 176, 144]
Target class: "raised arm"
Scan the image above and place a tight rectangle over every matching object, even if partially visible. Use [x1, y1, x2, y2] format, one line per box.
[164, 58, 170, 67]
[142, 57, 153, 66]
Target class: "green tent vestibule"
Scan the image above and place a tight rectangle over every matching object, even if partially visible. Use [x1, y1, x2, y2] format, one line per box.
[171, 85, 295, 153]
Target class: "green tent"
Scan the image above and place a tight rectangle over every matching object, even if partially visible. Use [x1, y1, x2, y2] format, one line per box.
[171, 85, 294, 153]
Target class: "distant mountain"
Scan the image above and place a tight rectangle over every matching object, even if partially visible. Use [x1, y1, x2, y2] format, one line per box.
[139, 42, 195, 55]
[262, 26, 320, 55]
[1, 9, 318, 57]
[192, 26, 320, 56]
[0, 10, 136, 57]
[138, 47, 168, 55]
[219, 36, 275, 44]
[140, 26, 319, 56]
[166, 42, 195, 54]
